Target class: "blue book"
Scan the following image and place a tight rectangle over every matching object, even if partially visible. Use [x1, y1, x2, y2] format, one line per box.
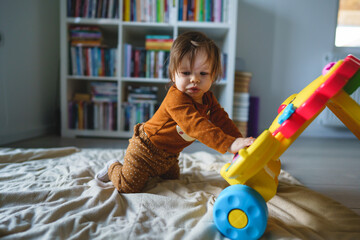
[76, 47, 82, 76]
[145, 35, 171, 40]
[178, 0, 183, 21]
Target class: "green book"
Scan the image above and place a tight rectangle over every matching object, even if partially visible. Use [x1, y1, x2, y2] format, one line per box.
[198, 0, 204, 22]
[157, 0, 164, 22]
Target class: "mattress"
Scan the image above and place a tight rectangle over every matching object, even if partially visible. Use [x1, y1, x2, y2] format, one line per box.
[0, 147, 359, 239]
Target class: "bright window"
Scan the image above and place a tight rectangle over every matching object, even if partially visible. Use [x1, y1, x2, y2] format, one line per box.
[335, 0, 360, 47]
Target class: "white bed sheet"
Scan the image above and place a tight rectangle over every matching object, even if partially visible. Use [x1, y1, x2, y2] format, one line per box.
[0, 147, 359, 240]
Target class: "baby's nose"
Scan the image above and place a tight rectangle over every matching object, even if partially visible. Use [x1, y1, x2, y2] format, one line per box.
[190, 75, 200, 83]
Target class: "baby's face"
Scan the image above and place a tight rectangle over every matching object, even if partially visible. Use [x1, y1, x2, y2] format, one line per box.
[173, 50, 213, 104]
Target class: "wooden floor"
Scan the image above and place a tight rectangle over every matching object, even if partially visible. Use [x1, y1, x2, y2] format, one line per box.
[2, 134, 360, 215]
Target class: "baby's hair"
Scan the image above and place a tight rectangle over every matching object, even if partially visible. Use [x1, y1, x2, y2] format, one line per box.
[168, 31, 222, 84]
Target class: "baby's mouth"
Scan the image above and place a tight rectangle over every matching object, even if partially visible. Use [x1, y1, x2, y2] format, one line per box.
[187, 87, 200, 93]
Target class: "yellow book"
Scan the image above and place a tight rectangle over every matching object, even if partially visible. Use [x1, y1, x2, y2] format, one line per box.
[145, 41, 173, 50]
[124, 0, 130, 21]
[73, 93, 91, 102]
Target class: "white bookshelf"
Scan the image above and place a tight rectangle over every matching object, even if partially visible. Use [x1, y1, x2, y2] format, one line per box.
[60, 0, 238, 138]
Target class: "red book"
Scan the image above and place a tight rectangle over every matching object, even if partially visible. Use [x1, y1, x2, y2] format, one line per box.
[133, 49, 140, 77]
[82, 0, 89, 17]
[75, 0, 81, 17]
[85, 48, 91, 76]
[183, 0, 188, 21]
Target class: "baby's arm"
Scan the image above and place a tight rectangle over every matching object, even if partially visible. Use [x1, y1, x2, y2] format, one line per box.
[227, 137, 255, 154]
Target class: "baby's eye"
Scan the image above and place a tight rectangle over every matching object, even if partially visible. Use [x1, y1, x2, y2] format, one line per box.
[182, 72, 191, 76]
[200, 72, 209, 76]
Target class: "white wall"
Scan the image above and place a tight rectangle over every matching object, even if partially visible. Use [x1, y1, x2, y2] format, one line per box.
[236, 0, 360, 138]
[0, 0, 60, 145]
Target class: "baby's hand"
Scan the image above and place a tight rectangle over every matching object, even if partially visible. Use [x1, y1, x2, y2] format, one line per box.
[227, 137, 255, 154]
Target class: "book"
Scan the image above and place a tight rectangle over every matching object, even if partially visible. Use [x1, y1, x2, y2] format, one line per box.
[91, 81, 118, 102]
[121, 88, 158, 131]
[182, 0, 188, 21]
[214, 0, 222, 22]
[145, 35, 173, 51]
[123, 0, 131, 21]
[204, 0, 212, 22]
[157, 50, 165, 78]
[221, 53, 227, 80]
[178, 0, 183, 21]
[68, 98, 117, 131]
[73, 93, 91, 101]
[176, 0, 228, 23]
[198, 0, 204, 21]
[145, 40, 173, 51]
[222, 0, 228, 23]
[122, 42, 170, 79]
[67, 0, 118, 18]
[77, 46, 83, 75]
[188, 0, 195, 21]
[69, 46, 116, 77]
[121, 0, 169, 23]
[70, 46, 78, 75]
[69, 25, 103, 47]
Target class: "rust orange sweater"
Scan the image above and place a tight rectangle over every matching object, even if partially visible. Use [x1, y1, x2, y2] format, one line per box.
[144, 85, 242, 154]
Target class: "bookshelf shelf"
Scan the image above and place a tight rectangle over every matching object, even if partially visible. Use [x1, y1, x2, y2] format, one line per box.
[68, 76, 118, 81]
[67, 18, 120, 25]
[177, 21, 230, 29]
[64, 129, 132, 138]
[121, 77, 169, 83]
[60, 0, 238, 138]
[122, 22, 173, 28]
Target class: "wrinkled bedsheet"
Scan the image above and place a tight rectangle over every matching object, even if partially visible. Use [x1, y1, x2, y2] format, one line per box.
[0, 147, 359, 240]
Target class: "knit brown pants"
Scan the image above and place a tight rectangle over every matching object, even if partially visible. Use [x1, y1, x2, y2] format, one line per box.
[108, 123, 180, 193]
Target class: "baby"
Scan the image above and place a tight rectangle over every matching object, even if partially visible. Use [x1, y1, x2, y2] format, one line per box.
[97, 31, 254, 193]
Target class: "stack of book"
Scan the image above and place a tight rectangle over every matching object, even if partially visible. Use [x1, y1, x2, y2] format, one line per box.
[178, 0, 228, 22]
[121, 86, 158, 131]
[123, 0, 172, 22]
[67, 0, 119, 19]
[145, 35, 173, 51]
[90, 82, 117, 102]
[69, 26, 117, 77]
[69, 25, 102, 46]
[233, 71, 252, 137]
[68, 82, 118, 131]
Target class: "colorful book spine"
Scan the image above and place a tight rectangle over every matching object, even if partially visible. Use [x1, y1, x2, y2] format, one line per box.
[177, 0, 227, 22]
[69, 46, 117, 77]
[214, 0, 222, 22]
[121, 0, 169, 22]
[204, 0, 211, 22]
[156, 0, 164, 22]
[68, 81, 118, 131]
[178, 0, 183, 21]
[67, 0, 119, 18]
[198, 0, 204, 21]
[121, 86, 159, 131]
[184, 0, 189, 21]
[123, 42, 170, 79]
[124, 0, 131, 21]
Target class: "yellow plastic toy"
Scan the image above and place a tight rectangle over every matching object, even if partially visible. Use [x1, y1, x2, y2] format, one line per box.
[213, 54, 360, 240]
